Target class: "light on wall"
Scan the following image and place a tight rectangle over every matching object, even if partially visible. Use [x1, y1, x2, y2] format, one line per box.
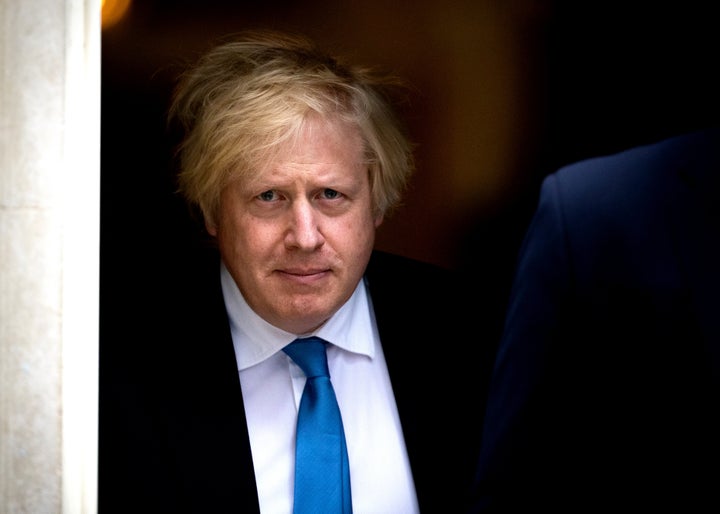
[102, 0, 131, 30]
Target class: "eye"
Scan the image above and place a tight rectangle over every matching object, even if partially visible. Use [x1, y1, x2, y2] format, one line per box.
[321, 188, 341, 200]
[258, 190, 277, 202]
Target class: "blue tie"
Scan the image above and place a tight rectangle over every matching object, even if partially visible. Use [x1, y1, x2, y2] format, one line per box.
[283, 337, 352, 514]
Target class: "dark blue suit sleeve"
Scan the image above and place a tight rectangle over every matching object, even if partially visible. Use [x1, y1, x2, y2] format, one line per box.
[470, 128, 720, 513]
[471, 172, 575, 512]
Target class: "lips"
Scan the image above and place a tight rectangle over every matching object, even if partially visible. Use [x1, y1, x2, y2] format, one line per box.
[276, 268, 330, 285]
[279, 266, 330, 276]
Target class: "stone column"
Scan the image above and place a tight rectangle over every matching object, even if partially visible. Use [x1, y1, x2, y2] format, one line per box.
[0, 0, 100, 512]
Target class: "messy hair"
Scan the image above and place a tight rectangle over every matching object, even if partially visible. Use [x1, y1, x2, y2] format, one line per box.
[168, 29, 415, 228]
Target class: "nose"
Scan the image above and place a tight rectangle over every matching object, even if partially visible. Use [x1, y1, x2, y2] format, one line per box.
[284, 199, 324, 250]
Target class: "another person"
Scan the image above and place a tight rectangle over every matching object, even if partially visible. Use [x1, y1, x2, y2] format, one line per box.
[99, 30, 491, 513]
[470, 127, 720, 512]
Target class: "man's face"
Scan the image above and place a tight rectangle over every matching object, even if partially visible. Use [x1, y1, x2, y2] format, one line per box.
[208, 116, 383, 334]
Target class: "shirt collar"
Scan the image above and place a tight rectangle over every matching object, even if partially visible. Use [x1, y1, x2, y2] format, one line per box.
[220, 261, 376, 370]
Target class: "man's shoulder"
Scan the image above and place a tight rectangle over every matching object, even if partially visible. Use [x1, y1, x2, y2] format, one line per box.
[366, 250, 455, 294]
[553, 127, 720, 188]
[366, 250, 452, 282]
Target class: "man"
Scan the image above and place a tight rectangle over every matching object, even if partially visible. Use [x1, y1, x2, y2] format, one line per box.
[471, 127, 720, 512]
[99, 30, 491, 513]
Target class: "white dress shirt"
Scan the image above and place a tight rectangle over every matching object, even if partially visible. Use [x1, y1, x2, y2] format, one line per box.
[220, 262, 419, 514]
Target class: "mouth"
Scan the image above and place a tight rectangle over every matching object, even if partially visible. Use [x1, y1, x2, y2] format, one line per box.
[276, 268, 330, 285]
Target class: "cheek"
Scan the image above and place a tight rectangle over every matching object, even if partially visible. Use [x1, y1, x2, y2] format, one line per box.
[215, 207, 248, 248]
[218, 216, 282, 260]
[332, 210, 377, 248]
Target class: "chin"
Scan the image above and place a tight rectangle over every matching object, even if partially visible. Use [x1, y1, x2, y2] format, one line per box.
[281, 308, 333, 334]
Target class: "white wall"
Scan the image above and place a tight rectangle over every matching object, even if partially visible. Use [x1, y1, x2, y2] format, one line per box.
[0, 0, 100, 512]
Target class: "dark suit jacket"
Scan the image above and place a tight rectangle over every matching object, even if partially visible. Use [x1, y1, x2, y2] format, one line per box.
[100, 248, 494, 513]
[471, 128, 720, 512]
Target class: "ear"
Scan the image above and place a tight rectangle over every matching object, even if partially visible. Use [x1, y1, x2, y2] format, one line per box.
[205, 218, 218, 237]
[374, 214, 384, 228]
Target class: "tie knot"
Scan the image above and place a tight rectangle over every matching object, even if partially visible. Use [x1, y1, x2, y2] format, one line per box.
[283, 337, 330, 379]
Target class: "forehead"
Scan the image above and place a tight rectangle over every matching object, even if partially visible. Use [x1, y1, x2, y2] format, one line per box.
[239, 115, 367, 187]
[285, 114, 364, 158]
[260, 115, 365, 172]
